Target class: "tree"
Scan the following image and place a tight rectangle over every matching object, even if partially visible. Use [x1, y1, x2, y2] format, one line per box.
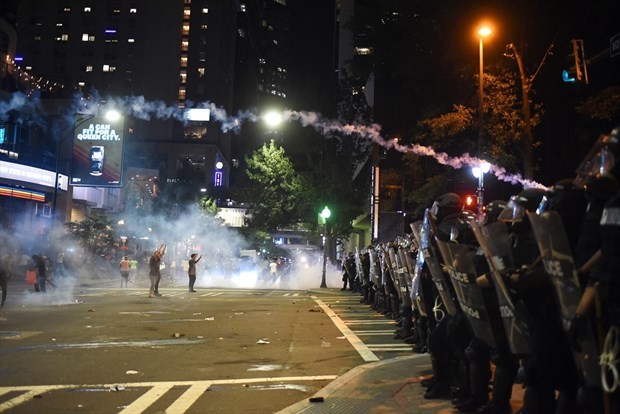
[65, 215, 116, 254]
[244, 140, 311, 232]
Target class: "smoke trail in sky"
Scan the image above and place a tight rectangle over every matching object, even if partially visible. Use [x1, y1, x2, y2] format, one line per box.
[2, 92, 548, 189]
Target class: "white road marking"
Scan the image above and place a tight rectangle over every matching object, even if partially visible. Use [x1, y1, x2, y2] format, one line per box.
[164, 383, 210, 414]
[312, 298, 380, 362]
[0, 376, 338, 413]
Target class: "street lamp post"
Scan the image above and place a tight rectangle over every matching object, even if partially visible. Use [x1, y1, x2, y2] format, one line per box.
[472, 161, 491, 221]
[319, 205, 331, 288]
[478, 25, 492, 157]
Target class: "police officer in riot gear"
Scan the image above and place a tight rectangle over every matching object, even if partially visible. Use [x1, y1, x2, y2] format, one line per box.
[424, 193, 470, 400]
[502, 188, 582, 414]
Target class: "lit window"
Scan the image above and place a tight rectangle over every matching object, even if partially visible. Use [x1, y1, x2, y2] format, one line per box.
[182, 24, 190, 35]
[184, 8, 191, 18]
[181, 40, 189, 51]
[82, 33, 89, 41]
[105, 28, 117, 34]
[84, 7, 91, 12]
[178, 88, 186, 100]
[202, 7, 209, 13]
[86, 66, 93, 72]
[240, 4, 246, 12]
[56, 23, 63, 27]
[238, 28, 245, 37]
[128, 38, 135, 43]
[180, 56, 188, 67]
[113, 9, 120, 14]
[78, 82, 85, 86]
[259, 58, 265, 64]
[201, 24, 208, 30]
[273, 39, 278, 45]
[34, 35, 42, 41]
[130, 8, 137, 13]
[180, 71, 187, 83]
[355, 47, 373, 55]
[198, 67, 205, 77]
[64, 7, 71, 12]
[103, 64, 110, 72]
[61, 34, 69, 41]
[261, 20, 267, 27]
[25, 66, 32, 70]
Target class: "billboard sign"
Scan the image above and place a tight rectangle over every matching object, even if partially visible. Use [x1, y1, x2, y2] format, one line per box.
[71, 115, 124, 187]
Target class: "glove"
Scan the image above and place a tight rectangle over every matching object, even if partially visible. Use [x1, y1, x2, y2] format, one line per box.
[567, 313, 586, 352]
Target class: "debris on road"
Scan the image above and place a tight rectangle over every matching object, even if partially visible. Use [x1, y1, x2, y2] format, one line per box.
[256, 338, 270, 344]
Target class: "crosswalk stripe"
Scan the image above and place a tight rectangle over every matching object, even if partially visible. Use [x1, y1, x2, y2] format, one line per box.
[164, 383, 210, 414]
[118, 384, 173, 414]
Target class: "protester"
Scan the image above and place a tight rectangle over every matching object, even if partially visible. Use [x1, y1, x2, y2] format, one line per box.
[148, 245, 166, 298]
[119, 256, 131, 288]
[188, 253, 202, 292]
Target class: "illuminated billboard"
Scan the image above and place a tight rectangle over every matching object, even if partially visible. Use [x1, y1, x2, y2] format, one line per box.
[70, 115, 124, 187]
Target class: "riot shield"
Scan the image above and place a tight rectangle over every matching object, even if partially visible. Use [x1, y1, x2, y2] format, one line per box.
[470, 220, 531, 355]
[395, 245, 413, 308]
[527, 211, 601, 388]
[422, 210, 459, 317]
[436, 239, 496, 348]
[354, 247, 364, 285]
[368, 248, 380, 286]
[386, 246, 403, 301]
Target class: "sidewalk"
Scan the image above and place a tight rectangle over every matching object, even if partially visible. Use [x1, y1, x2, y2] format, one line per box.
[277, 353, 524, 414]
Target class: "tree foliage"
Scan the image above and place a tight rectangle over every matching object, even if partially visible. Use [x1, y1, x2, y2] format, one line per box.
[244, 140, 310, 232]
[65, 215, 115, 253]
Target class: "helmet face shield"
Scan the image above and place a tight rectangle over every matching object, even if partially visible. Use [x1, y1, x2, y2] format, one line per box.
[575, 133, 617, 185]
[498, 197, 526, 223]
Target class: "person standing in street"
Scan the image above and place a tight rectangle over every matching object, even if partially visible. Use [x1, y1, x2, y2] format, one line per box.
[119, 256, 131, 288]
[31, 254, 47, 293]
[188, 253, 202, 292]
[148, 245, 166, 298]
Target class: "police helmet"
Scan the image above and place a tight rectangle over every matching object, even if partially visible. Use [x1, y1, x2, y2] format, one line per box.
[498, 188, 547, 222]
[430, 192, 463, 221]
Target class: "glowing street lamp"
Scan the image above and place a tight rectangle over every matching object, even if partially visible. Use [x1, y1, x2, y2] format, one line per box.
[263, 110, 283, 128]
[319, 205, 331, 288]
[471, 161, 491, 220]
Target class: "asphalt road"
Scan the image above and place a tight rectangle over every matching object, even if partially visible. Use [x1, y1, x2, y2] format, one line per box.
[0, 276, 413, 413]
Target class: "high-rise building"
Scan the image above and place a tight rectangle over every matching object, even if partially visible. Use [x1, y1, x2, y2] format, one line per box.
[2, 0, 240, 226]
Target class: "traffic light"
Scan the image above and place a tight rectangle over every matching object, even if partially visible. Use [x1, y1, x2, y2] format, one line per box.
[563, 39, 589, 84]
[465, 194, 477, 209]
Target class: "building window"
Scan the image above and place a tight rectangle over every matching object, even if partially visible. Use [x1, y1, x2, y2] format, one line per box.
[178, 88, 186, 100]
[240, 4, 246, 12]
[61, 34, 69, 41]
[34, 35, 42, 41]
[180, 56, 188, 67]
[202, 7, 209, 13]
[78, 81, 85, 86]
[181, 40, 189, 51]
[82, 34, 95, 42]
[56, 23, 63, 27]
[198, 67, 205, 77]
[182, 23, 190, 35]
[201, 24, 208, 30]
[180, 71, 187, 83]
[130, 8, 137, 13]
[63, 7, 71, 12]
[84, 7, 92, 12]
[274, 0, 287, 5]
[184, 8, 191, 18]
[128, 38, 135, 43]
[86, 66, 93, 72]
[103, 64, 110, 72]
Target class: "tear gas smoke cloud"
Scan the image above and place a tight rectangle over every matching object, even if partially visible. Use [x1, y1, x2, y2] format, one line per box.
[0, 92, 544, 305]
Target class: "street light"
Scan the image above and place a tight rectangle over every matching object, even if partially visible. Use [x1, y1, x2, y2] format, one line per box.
[319, 205, 331, 288]
[477, 25, 492, 157]
[471, 161, 491, 221]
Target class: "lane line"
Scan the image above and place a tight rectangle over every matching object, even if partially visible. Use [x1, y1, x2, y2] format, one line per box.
[0, 386, 65, 411]
[312, 298, 379, 362]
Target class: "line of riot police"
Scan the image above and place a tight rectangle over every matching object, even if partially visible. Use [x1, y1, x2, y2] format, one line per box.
[346, 127, 620, 414]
